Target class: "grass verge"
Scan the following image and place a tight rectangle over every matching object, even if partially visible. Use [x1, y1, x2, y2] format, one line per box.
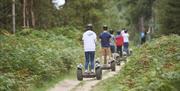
[32, 70, 76, 91]
[92, 35, 180, 91]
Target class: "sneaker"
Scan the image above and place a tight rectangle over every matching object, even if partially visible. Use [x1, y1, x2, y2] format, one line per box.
[84, 70, 88, 73]
[91, 69, 94, 73]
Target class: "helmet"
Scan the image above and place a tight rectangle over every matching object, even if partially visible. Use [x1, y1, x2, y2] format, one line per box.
[86, 23, 93, 30]
[103, 25, 108, 30]
[117, 30, 121, 35]
[109, 29, 114, 34]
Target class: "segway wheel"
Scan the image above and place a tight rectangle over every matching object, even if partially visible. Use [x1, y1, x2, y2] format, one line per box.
[117, 61, 120, 66]
[116, 58, 121, 66]
[77, 69, 83, 81]
[111, 61, 116, 71]
[124, 57, 127, 63]
[95, 67, 102, 80]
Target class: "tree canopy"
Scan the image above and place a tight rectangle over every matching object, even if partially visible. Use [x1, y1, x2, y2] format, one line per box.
[0, 0, 179, 35]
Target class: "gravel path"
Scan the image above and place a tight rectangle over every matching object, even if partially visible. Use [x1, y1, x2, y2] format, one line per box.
[48, 61, 125, 91]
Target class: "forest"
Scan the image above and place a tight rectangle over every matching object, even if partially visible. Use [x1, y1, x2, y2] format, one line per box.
[1, 0, 180, 35]
[0, 0, 180, 91]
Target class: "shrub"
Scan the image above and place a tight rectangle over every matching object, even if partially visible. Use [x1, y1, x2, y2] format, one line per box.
[93, 35, 180, 91]
[0, 28, 83, 91]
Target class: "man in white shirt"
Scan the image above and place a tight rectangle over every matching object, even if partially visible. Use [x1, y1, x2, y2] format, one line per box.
[82, 24, 97, 73]
[123, 30, 129, 55]
[121, 28, 125, 36]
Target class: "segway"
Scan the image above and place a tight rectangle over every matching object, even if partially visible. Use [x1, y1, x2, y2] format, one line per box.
[116, 56, 122, 66]
[112, 53, 120, 66]
[122, 51, 128, 63]
[101, 59, 116, 71]
[77, 61, 102, 81]
[113, 53, 120, 66]
[129, 49, 133, 56]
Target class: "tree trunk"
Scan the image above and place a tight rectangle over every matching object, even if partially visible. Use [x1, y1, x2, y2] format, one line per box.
[30, 0, 35, 27]
[12, 0, 16, 33]
[139, 16, 145, 32]
[23, 0, 26, 28]
[26, 0, 29, 28]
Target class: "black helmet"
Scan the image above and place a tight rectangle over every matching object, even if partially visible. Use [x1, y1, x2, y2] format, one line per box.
[103, 25, 108, 30]
[109, 29, 114, 34]
[117, 30, 121, 35]
[86, 23, 93, 30]
[125, 29, 128, 33]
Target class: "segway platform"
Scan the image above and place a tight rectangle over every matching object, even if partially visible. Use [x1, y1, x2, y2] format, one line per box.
[101, 60, 116, 71]
[82, 72, 96, 78]
[116, 56, 124, 65]
[76, 61, 102, 81]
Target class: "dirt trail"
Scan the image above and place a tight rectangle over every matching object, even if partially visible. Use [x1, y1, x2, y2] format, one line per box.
[48, 80, 80, 91]
[48, 61, 125, 91]
[72, 63, 124, 91]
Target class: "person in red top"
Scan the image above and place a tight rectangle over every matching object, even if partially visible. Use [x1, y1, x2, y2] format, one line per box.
[115, 31, 124, 57]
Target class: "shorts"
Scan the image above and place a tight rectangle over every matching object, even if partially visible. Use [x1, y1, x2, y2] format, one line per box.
[101, 47, 110, 57]
[110, 45, 115, 53]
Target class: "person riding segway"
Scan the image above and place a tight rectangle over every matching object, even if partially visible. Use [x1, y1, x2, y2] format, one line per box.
[77, 24, 102, 81]
[114, 31, 124, 65]
[99, 25, 116, 71]
[109, 29, 116, 59]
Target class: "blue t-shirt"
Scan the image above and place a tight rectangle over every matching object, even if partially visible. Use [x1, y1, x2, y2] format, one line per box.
[110, 34, 115, 46]
[141, 32, 145, 38]
[99, 31, 111, 47]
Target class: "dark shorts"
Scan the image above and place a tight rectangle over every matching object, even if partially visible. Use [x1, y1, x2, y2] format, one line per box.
[110, 45, 115, 53]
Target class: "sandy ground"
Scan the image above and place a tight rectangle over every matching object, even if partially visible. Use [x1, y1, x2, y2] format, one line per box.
[48, 61, 125, 91]
[48, 80, 80, 91]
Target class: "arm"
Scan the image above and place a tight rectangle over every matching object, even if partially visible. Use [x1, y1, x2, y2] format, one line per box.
[94, 33, 97, 45]
[122, 37, 124, 45]
[82, 34, 84, 45]
[99, 33, 102, 39]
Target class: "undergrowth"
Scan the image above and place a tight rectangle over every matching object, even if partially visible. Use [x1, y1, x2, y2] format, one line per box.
[93, 35, 180, 91]
[0, 27, 83, 91]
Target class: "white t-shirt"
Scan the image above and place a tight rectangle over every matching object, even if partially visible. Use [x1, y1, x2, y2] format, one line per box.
[123, 33, 129, 43]
[121, 30, 125, 36]
[82, 30, 97, 52]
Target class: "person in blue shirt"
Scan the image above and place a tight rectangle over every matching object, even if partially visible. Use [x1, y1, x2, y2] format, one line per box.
[141, 31, 147, 44]
[109, 29, 115, 54]
[99, 25, 111, 64]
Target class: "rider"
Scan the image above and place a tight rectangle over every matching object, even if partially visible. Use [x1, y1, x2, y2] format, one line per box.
[109, 29, 116, 58]
[115, 31, 124, 57]
[99, 25, 111, 64]
[141, 30, 147, 44]
[123, 29, 129, 55]
[82, 24, 97, 73]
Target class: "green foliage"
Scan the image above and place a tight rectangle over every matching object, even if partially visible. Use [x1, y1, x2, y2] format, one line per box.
[0, 0, 62, 29]
[49, 27, 82, 40]
[116, 0, 155, 25]
[1, 0, 180, 37]
[0, 0, 12, 30]
[0, 28, 83, 91]
[93, 35, 180, 91]
[155, 0, 180, 35]
[59, 0, 108, 32]
[101, 0, 127, 30]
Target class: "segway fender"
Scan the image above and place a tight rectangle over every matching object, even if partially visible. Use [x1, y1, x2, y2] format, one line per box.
[77, 64, 83, 70]
[95, 62, 101, 69]
[95, 59, 100, 64]
[111, 60, 115, 63]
